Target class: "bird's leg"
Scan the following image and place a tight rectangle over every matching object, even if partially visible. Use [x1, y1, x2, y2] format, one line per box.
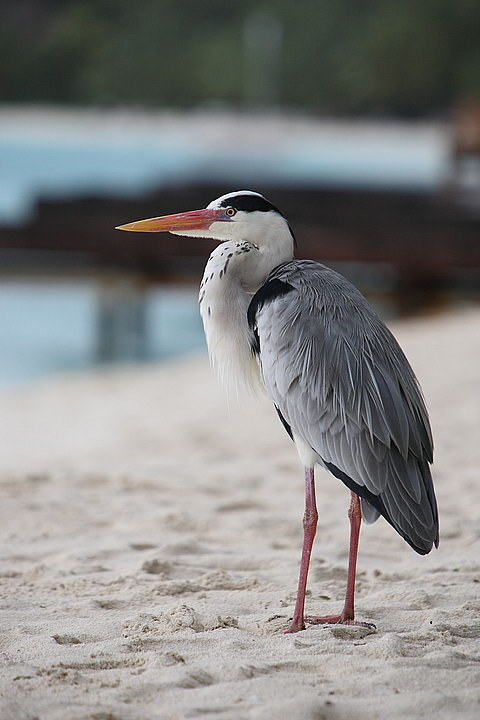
[284, 467, 318, 633]
[305, 492, 372, 627]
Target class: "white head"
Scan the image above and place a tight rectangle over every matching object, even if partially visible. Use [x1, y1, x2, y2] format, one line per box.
[117, 191, 294, 394]
[116, 190, 295, 278]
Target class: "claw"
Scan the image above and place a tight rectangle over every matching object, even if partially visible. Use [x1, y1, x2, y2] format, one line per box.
[281, 620, 305, 634]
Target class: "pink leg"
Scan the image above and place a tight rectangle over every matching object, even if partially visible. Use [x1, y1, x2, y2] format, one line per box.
[284, 467, 318, 633]
[305, 491, 372, 626]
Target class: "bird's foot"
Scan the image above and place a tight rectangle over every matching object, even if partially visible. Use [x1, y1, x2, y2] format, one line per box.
[281, 615, 375, 633]
[305, 613, 375, 629]
[282, 619, 305, 634]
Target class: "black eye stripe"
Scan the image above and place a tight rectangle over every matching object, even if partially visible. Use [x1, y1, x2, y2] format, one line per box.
[219, 194, 285, 216]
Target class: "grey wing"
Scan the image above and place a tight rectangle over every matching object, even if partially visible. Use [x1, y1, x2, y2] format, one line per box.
[249, 260, 438, 555]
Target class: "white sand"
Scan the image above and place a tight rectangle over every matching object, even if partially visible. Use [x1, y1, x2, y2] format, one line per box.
[1, 309, 480, 720]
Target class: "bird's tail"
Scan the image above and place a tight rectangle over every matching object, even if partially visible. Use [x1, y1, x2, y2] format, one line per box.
[324, 457, 439, 555]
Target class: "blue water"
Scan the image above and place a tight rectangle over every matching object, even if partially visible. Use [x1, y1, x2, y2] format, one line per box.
[0, 113, 447, 384]
[0, 140, 202, 224]
[0, 116, 447, 224]
[0, 281, 205, 386]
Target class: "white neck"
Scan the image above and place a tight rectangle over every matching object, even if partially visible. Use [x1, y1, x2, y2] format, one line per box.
[198, 221, 294, 396]
[199, 242, 261, 396]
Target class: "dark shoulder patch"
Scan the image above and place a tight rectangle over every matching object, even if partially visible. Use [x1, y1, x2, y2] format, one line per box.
[220, 193, 285, 216]
[247, 278, 294, 355]
[247, 278, 294, 328]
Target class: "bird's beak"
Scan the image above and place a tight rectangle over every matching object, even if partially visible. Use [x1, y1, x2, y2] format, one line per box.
[115, 208, 228, 233]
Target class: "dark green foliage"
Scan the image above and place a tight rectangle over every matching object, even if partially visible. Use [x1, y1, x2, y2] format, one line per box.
[1, 0, 479, 115]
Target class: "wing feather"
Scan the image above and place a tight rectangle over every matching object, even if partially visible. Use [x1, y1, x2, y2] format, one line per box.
[249, 260, 438, 554]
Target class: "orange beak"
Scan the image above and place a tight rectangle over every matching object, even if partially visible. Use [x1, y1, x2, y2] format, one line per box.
[115, 208, 228, 233]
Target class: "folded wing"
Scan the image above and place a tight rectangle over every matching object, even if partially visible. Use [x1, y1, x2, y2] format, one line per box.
[248, 260, 438, 555]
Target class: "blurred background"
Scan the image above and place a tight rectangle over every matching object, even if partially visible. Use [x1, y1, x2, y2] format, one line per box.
[1, 0, 480, 386]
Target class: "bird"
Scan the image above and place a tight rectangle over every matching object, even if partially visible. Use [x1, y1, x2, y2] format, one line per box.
[116, 190, 439, 633]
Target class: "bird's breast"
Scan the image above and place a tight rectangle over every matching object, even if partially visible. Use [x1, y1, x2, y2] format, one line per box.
[199, 255, 263, 396]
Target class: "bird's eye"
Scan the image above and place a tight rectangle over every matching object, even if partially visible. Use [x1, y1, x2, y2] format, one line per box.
[225, 207, 236, 217]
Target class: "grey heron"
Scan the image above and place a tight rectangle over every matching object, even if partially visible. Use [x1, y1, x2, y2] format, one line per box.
[117, 190, 439, 633]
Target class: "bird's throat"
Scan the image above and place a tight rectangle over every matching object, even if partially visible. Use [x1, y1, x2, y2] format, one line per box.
[198, 248, 262, 396]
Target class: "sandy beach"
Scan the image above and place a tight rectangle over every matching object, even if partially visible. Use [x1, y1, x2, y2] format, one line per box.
[1, 308, 479, 720]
